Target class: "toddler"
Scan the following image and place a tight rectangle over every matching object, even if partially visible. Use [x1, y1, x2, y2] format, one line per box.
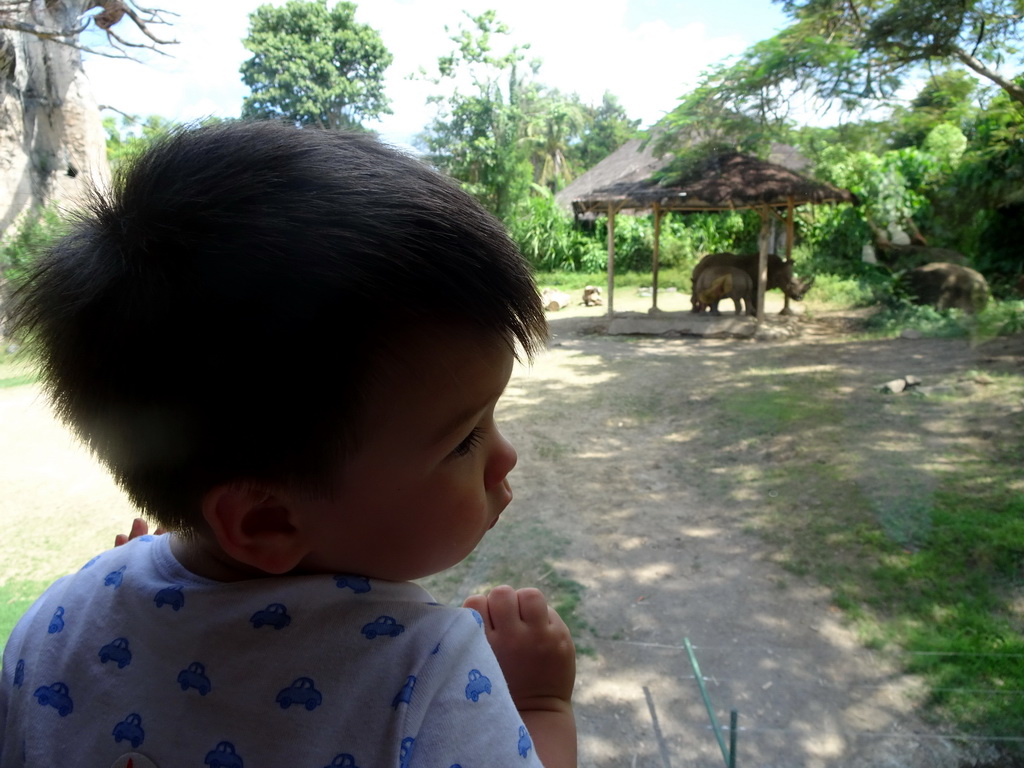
[0, 121, 576, 768]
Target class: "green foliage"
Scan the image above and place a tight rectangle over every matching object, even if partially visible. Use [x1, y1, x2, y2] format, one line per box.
[418, 11, 534, 219]
[103, 114, 181, 170]
[890, 70, 981, 148]
[786, 0, 1024, 109]
[240, 0, 392, 130]
[0, 206, 65, 289]
[504, 190, 605, 272]
[420, 11, 639, 213]
[656, 0, 1023, 153]
[0, 581, 51, 647]
[566, 92, 641, 172]
[521, 91, 587, 193]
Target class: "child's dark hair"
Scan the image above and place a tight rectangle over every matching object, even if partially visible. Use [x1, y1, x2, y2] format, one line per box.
[8, 121, 548, 532]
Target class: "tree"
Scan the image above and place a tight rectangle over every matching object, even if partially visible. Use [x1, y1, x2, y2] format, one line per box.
[239, 0, 392, 130]
[522, 90, 587, 192]
[103, 113, 182, 168]
[418, 10, 534, 219]
[657, 0, 1023, 154]
[0, 1, 175, 57]
[569, 92, 641, 172]
[1, 1, 177, 237]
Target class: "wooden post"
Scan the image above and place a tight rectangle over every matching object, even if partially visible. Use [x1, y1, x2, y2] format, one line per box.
[756, 207, 770, 321]
[652, 204, 662, 311]
[786, 196, 795, 260]
[606, 204, 616, 316]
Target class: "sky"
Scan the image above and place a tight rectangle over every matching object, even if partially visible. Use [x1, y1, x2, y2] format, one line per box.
[83, 0, 792, 149]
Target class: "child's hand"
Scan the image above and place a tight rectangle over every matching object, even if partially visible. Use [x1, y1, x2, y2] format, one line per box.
[113, 517, 165, 547]
[463, 585, 575, 710]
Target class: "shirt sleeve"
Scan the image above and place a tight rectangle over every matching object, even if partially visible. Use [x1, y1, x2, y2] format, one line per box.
[404, 608, 545, 768]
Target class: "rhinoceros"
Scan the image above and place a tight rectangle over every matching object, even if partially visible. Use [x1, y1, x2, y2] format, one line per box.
[691, 253, 814, 315]
[693, 266, 754, 315]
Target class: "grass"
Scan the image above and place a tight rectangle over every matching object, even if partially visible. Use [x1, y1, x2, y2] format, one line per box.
[711, 363, 1024, 751]
[0, 580, 52, 644]
[0, 345, 37, 389]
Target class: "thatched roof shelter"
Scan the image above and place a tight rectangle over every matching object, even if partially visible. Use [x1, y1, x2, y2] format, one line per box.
[568, 150, 856, 215]
[555, 140, 859, 319]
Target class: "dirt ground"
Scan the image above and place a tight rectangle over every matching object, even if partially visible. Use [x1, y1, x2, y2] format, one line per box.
[2, 289, 1023, 768]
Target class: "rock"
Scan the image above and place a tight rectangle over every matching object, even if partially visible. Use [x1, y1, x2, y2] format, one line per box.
[900, 329, 923, 339]
[881, 378, 907, 394]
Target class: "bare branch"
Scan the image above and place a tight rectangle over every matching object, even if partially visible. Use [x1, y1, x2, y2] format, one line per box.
[0, 1, 177, 57]
[102, 23, 172, 55]
[0, 17, 89, 40]
[108, 2, 178, 45]
[98, 103, 140, 121]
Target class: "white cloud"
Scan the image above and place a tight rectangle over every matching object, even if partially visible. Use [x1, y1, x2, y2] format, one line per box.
[84, 0, 784, 141]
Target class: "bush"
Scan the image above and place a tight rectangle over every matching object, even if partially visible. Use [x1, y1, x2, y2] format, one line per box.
[505, 193, 606, 272]
[0, 206, 66, 290]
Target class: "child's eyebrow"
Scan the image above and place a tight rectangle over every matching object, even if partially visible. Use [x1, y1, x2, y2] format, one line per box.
[430, 379, 509, 445]
[431, 399, 492, 445]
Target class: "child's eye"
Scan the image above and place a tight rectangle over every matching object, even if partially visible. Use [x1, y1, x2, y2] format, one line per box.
[452, 427, 484, 458]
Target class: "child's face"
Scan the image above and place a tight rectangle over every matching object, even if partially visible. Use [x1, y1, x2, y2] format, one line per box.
[297, 325, 519, 581]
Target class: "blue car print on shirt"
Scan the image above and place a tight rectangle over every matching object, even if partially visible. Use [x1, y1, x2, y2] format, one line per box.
[518, 725, 532, 758]
[361, 615, 404, 639]
[324, 755, 359, 768]
[464, 669, 492, 702]
[392, 675, 416, 707]
[112, 713, 145, 748]
[154, 585, 184, 610]
[104, 566, 126, 588]
[48, 606, 65, 634]
[466, 608, 484, 627]
[99, 637, 132, 668]
[34, 681, 73, 716]
[13, 659, 24, 687]
[204, 741, 243, 768]
[333, 574, 371, 593]
[399, 737, 415, 768]
[250, 603, 291, 629]
[178, 662, 212, 695]
[80, 554, 101, 570]
[276, 677, 322, 710]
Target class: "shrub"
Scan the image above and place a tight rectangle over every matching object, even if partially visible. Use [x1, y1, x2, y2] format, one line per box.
[0, 206, 66, 290]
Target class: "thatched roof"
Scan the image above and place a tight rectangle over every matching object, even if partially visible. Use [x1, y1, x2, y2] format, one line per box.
[554, 137, 666, 211]
[559, 144, 857, 216]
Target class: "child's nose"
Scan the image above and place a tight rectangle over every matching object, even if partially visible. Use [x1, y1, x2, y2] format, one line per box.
[485, 429, 517, 489]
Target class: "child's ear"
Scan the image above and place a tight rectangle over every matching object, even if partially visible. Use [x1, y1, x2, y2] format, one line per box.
[200, 483, 310, 575]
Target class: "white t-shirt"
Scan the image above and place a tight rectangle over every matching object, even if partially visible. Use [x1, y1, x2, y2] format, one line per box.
[1, 535, 542, 768]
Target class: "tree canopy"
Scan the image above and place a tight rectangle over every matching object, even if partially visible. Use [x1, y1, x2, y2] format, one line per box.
[657, 0, 1023, 155]
[239, 0, 392, 130]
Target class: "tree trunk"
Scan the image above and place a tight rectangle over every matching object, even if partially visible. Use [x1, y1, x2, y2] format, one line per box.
[1, 1, 111, 235]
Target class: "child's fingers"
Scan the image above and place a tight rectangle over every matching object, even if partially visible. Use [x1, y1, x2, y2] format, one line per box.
[462, 594, 490, 624]
[482, 585, 522, 630]
[514, 587, 553, 625]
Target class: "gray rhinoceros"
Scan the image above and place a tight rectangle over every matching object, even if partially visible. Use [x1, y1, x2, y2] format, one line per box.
[691, 253, 814, 315]
[903, 262, 989, 314]
[693, 265, 754, 315]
